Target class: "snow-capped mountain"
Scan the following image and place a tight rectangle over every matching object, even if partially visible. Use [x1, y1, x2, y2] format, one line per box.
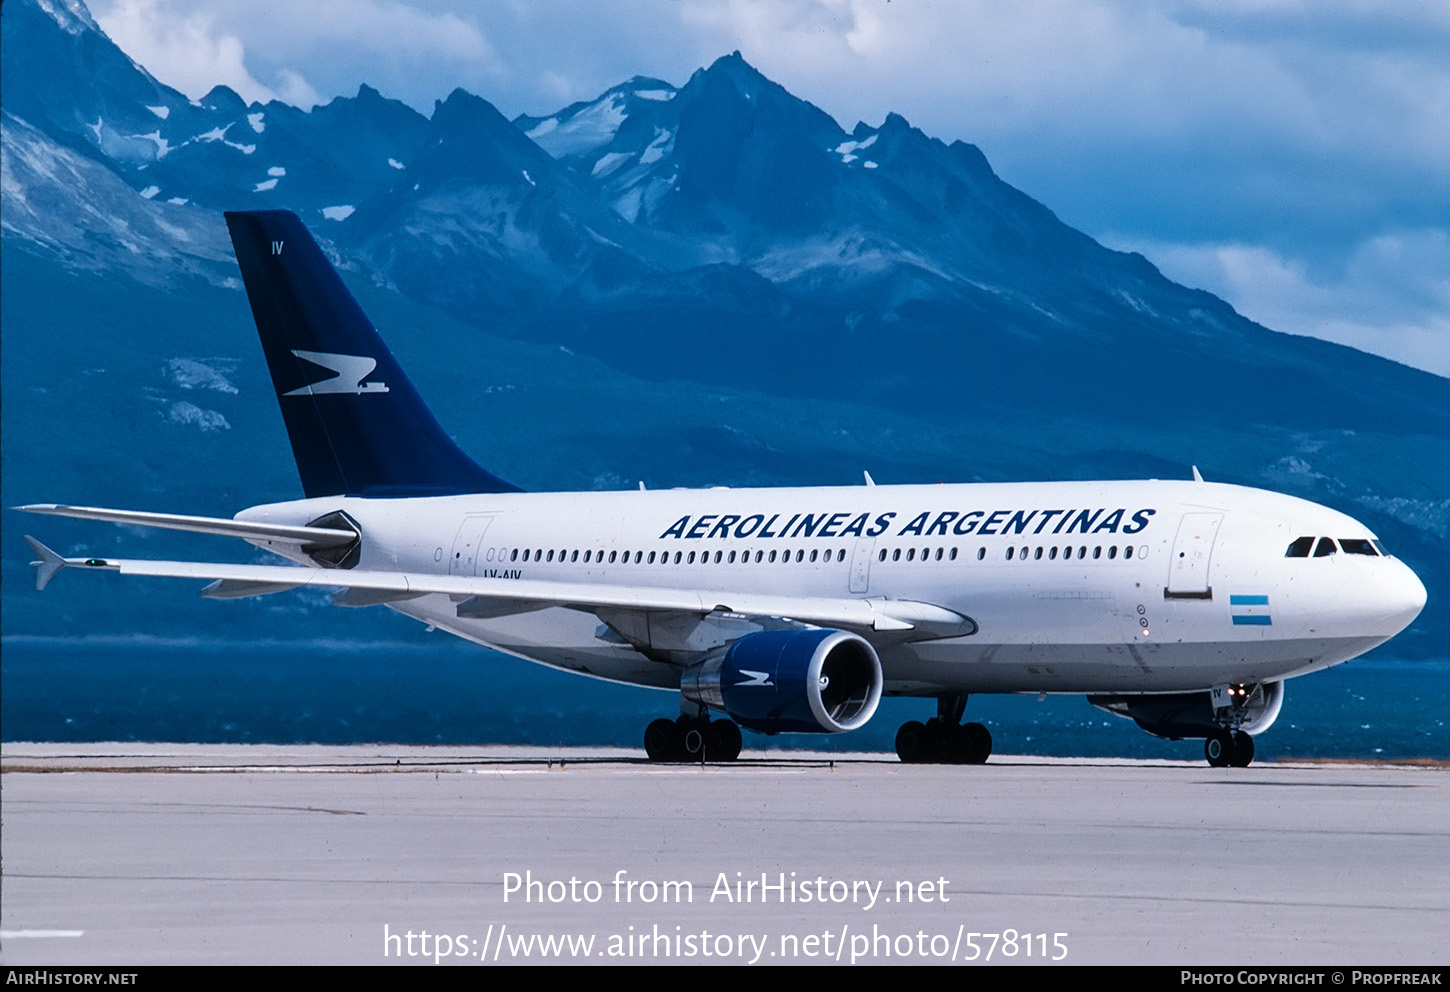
[2, 0, 1445, 657]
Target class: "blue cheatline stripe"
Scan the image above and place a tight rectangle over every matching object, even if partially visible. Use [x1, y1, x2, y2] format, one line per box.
[1232, 615, 1273, 626]
[1230, 594, 1270, 605]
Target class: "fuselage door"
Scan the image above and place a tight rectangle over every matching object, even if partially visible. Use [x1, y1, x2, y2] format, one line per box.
[1166, 511, 1222, 598]
[449, 514, 495, 576]
[850, 539, 875, 594]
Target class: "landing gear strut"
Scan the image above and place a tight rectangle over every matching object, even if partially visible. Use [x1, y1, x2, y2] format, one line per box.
[644, 713, 742, 762]
[895, 695, 991, 764]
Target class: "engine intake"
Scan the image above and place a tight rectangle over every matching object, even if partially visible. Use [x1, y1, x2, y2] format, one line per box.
[681, 629, 882, 734]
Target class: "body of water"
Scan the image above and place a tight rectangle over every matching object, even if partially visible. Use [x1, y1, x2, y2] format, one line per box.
[2, 639, 1445, 761]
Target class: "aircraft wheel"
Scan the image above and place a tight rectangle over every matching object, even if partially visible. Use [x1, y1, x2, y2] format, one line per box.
[644, 718, 681, 762]
[1205, 730, 1233, 768]
[963, 722, 992, 765]
[895, 721, 928, 763]
[678, 716, 708, 761]
[709, 719, 743, 762]
[1229, 732, 1255, 768]
[925, 717, 955, 762]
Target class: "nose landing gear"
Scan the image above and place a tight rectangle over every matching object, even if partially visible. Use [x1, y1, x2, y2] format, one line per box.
[1205, 728, 1254, 768]
[1204, 682, 1261, 767]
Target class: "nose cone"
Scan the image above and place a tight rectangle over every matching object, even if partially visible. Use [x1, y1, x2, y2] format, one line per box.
[1375, 558, 1428, 638]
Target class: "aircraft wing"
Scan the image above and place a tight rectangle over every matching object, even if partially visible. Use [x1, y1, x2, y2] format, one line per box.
[23, 538, 974, 637]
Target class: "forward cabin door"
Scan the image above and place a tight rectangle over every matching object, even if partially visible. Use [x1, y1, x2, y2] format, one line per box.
[1165, 512, 1222, 599]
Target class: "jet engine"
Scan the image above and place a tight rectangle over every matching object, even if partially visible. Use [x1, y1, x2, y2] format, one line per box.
[681, 629, 882, 734]
[1088, 680, 1285, 740]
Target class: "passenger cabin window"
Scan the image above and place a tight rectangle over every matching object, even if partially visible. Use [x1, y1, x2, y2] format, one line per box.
[1313, 537, 1337, 557]
[1285, 536, 1314, 558]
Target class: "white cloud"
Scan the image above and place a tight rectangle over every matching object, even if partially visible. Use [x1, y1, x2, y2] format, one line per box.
[95, 0, 281, 105]
[1127, 231, 1450, 377]
[86, 0, 1449, 374]
[93, 0, 496, 111]
[272, 68, 322, 110]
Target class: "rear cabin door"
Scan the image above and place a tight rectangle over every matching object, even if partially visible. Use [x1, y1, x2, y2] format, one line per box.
[449, 515, 495, 576]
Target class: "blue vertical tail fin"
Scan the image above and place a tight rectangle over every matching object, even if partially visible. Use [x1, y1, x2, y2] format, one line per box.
[224, 210, 521, 498]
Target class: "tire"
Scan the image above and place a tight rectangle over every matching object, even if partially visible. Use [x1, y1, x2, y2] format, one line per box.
[1229, 732, 1255, 768]
[925, 718, 954, 762]
[644, 718, 680, 762]
[963, 722, 992, 765]
[895, 721, 928, 763]
[709, 719, 743, 762]
[678, 716, 706, 760]
[1205, 730, 1232, 768]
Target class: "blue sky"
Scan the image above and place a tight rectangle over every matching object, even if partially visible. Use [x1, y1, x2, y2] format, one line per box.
[91, 0, 1450, 377]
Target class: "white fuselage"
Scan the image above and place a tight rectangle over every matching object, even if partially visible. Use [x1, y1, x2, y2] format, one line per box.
[238, 479, 1426, 696]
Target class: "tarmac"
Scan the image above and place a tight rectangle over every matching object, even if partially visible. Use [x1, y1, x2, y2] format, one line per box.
[1, 743, 1446, 966]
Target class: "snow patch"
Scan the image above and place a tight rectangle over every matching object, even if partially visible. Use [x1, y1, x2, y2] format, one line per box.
[522, 169, 535, 187]
[166, 402, 230, 432]
[864, 161, 878, 169]
[247, 112, 265, 133]
[167, 358, 239, 394]
[613, 187, 643, 223]
[38, 0, 97, 34]
[529, 95, 628, 158]
[135, 130, 170, 158]
[633, 89, 674, 101]
[388, 158, 405, 169]
[591, 151, 631, 178]
[639, 127, 673, 167]
[267, 166, 286, 177]
[147, 105, 170, 120]
[834, 134, 878, 165]
[254, 178, 278, 192]
[197, 125, 230, 142]
[167, 197, 188, 206]
[139, 185, 160, 199]
[322, 205, 355, 221]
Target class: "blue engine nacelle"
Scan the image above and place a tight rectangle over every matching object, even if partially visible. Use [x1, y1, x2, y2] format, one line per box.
[680, 629, 882, 734]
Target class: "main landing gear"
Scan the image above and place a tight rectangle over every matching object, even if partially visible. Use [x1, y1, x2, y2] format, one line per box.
[1204, 728, 1254, 768]
[643, 713, 743, 762]
[895, 695, 992, 764]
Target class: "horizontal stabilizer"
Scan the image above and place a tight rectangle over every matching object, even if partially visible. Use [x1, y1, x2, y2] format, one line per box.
[24, 536, 66, 591]
[16, 504, 357, 547]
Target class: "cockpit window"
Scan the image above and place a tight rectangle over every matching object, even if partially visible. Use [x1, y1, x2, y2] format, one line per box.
[1313, 537, 1338, 557]
[1285, 536, 1314, 558]
[1339, 538, 1378, 556]
[1372, 539, 1391, 558]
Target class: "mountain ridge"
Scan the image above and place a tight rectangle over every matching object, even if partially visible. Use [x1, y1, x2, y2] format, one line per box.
[2, 0, 1444, 658]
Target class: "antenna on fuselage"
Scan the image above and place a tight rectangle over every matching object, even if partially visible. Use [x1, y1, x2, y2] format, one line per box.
[863, 471, 876, 487]
[1192, 466, 1204, 483]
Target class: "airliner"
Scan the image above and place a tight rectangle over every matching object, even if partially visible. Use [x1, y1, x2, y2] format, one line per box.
[21, 211, 1427, 767]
